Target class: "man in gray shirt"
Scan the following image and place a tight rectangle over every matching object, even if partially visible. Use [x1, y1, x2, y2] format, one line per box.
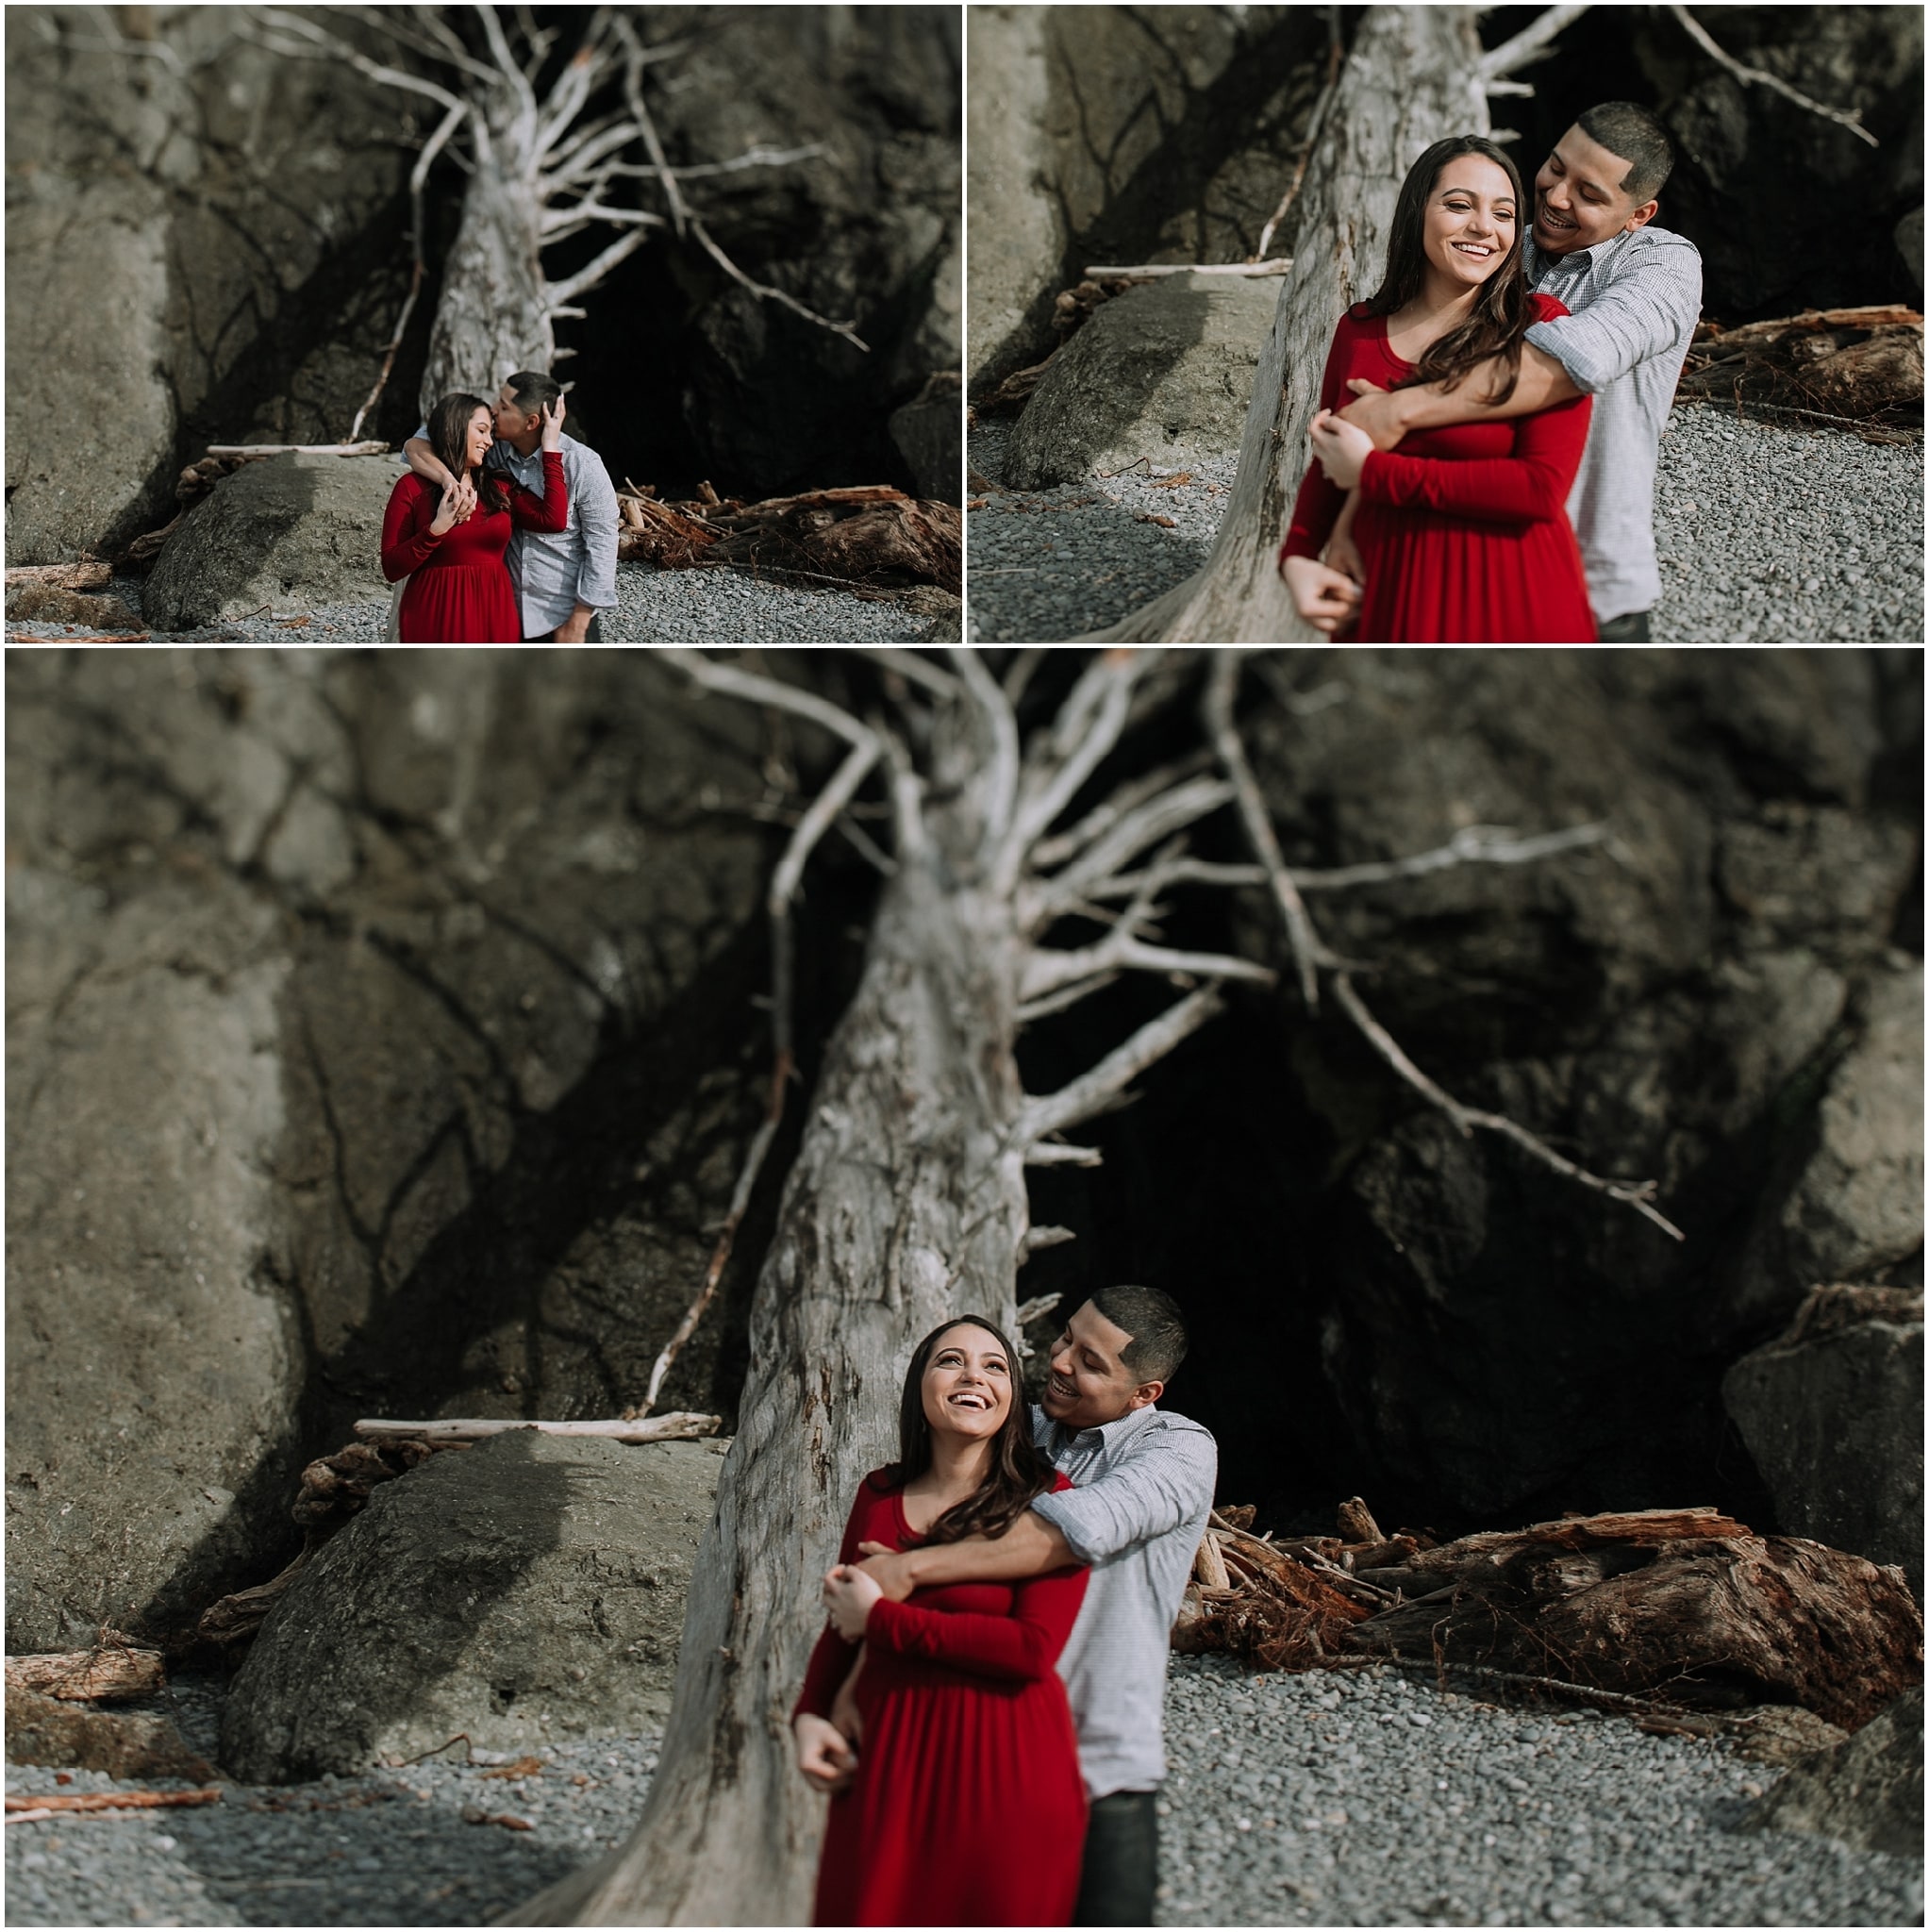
[403, 371, 619, 641]
[840, 1284, 1217, 1925]
[1336, 101, 1703, 641]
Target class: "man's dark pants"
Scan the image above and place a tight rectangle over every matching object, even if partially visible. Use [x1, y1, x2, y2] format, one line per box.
[1597, 609, 1651, 641]
[1074, 1790, 1158, 1925]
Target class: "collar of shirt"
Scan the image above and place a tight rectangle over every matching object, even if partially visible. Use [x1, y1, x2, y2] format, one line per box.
[1047, 1401, 1162, 1460]
[1528, 225, 1638, 284]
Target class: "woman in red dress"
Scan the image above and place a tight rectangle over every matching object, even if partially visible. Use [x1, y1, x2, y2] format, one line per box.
[793, 1316, 1088, 1927]
[380, 391, 569, 641]
[1278, 135, 1596, 642]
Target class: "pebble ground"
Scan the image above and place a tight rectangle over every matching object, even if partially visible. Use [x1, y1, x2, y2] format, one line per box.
[965, 404, 1924, 643]
[2, 562, 949, 645]
[8, 1657, 1920, 1926]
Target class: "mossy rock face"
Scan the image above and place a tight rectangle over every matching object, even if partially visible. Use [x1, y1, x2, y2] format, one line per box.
[219, 1431, 729, 1782]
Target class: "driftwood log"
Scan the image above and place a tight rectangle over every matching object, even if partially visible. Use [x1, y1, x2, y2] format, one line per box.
[1676, 306, 1923, 425]
[1178, 1499, 1923, 1732]
[5, 1637, 164, 1704]
[617, 483, 960, 596]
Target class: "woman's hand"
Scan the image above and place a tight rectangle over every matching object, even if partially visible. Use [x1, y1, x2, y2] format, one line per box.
[1308, 408, 1374, 491]
[1279, 553, 1363, 637]
[793, 1712, 858, 1795]
[823, 1561, 883, 1640]
[428, 476, 466, 537]
[540, 394, 567, 452]
[450, 475, 477, 524]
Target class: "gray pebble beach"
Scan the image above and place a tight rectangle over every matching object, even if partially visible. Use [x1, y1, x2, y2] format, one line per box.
[8, 1657, 1919, 1926]
[5, 562, 950, 646]
[965, 405, 1924, 643]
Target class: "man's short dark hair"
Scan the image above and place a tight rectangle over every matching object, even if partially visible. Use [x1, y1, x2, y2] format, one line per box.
[504, 369, 563, 414]
[1576, 101, 1674, 206]
[1089, 1284, 1189, 1386]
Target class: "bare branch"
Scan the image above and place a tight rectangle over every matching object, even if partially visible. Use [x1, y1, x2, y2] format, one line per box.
[1002, 648, 1047, 705]
[1022, 1142, 1105, 1169]
[544, 224, 657, 310]
[657, 650, 875, 756]
[1328, 975, 1685, 1241]
[950, 649, 1021, 852]
[687, 216, 870, 353]
[1015, 971, 1122, 1025]
[533, 15, 618, 165]
[998, 652, 1153, 894]
[1022, 934, 1274, 1003]
[1478, 5, 1592, 80]
[1299, 821, 1612, 890]
[1039, 774, 1235, 913]
[1666, 6, 1878, 146]
[613, 10, 690, 238]
[1258, 7, 1344, 259]
[1016, 987, 1224, 1145]
[1205, 652, 1325, 1008]
[854, 648, 960, 697]
[358, 1413, 720, 1445]
[253, 9, 466, 113]
[1030, 751, 1214, 871]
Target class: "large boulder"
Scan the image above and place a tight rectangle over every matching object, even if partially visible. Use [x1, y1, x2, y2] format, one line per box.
[1746, 1689, 1923, 1858]
[1005, 273, 1279, 486]
[4, 9, 414, 562]
[142, 454, 400, 632]
[5, 649, 784, 1654]
[966, 7, 1326, 387]
[1724, 1285, 1924, 1594]
[219, 1431, 728, 1781]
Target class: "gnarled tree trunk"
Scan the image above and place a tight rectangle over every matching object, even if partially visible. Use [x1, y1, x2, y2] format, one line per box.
[1096, 7, 1494, 641]
[423, 128, 555, 407]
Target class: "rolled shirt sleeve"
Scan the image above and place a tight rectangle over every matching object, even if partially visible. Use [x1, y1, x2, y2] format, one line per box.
[1524, 232, 1704, 394]
[1030, 1417, 1217, 1566]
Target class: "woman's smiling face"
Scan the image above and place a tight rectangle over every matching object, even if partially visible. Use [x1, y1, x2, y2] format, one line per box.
[465, 406, 493, 469]
[921, 1323, 1013, 1441]
[1422, 153, 1518, 291]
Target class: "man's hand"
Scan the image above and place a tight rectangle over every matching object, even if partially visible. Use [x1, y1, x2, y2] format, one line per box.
[855, 1541, 917, 1602]
[792, 1713, 858, 1795]
[823, 1561, 884, 1639]
[1279, 553, 1363, 637]
[549, 601, 594, 642]
[1337, 378, 1411, 451]
[829, 1661, 865, 1750]
[428, 477, 467, 538]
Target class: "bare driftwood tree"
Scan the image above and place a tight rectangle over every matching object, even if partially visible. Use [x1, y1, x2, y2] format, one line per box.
[252, 6, 861, 428]
[507, 647, 1684, 1925]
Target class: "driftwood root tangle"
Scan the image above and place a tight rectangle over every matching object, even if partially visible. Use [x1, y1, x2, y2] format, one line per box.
[617, 484, 961, 596]
[1678, 308, 1923, 425]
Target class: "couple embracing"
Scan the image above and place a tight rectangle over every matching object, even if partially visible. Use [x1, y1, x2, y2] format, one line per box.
[1280, 101, 1703, 642]
[793, 1285, 1214, 1926]
[380, 372, 619, 642]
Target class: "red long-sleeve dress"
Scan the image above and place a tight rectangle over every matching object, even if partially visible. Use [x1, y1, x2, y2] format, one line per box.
[379, 453, 568, 642]
[1280, 294, 1596, 641]
[794, 1469, 1089, 1927]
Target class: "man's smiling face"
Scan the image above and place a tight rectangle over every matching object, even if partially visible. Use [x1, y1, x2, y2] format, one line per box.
[1533, 124, 1658, 257]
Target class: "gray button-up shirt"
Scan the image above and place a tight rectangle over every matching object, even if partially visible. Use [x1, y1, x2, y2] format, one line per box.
[405, 426, 621, 637]
[1523, 225, 1704, 625]
[1029, 1401, 1217, 1799]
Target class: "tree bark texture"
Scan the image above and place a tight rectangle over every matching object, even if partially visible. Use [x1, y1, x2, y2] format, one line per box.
[1096, 7, 1491, 641]
[423, 136, 555, 410]
[510, 723, 1031, 1923]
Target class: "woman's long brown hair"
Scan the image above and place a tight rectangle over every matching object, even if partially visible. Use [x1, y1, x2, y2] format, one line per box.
[426, 391, 510, 512]
[1362, 135, 1533, 406]
[885, 1317, 1056, 1543]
